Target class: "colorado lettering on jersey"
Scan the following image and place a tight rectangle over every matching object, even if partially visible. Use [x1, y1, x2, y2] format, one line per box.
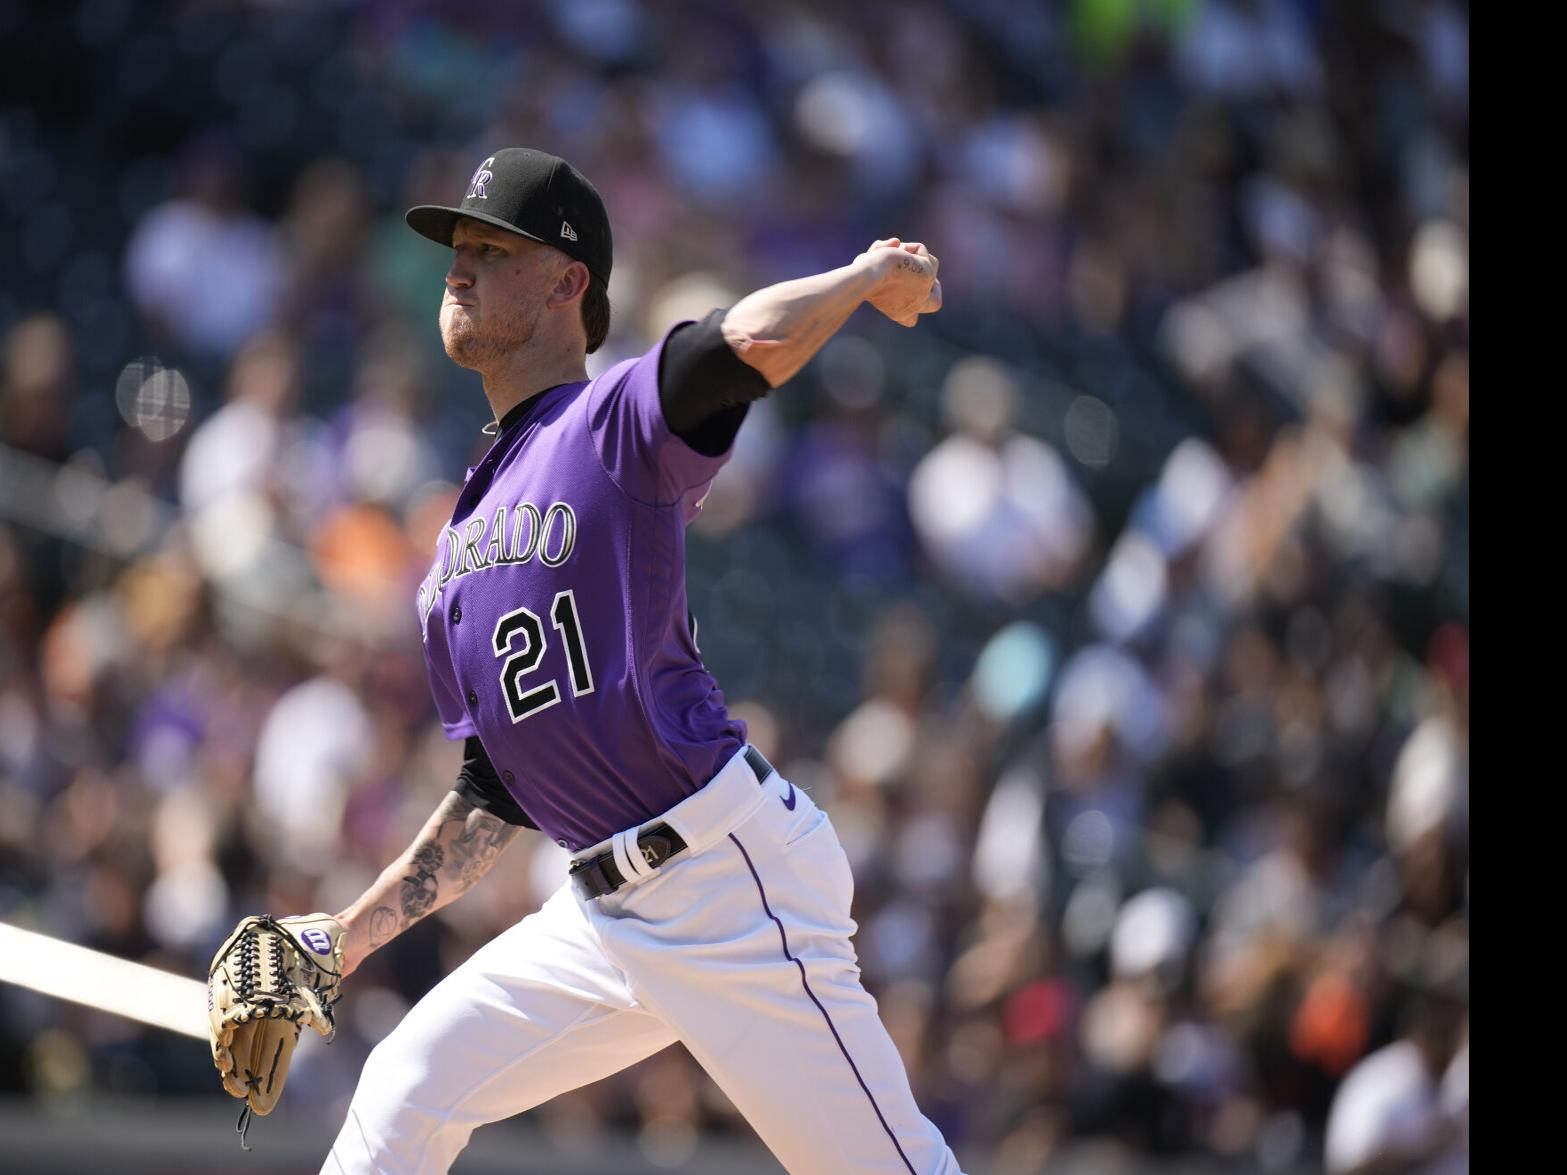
[417, 501, 578, 639]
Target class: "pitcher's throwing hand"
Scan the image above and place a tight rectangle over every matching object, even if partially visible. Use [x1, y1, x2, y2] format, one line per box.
[861, 237, 943, 326]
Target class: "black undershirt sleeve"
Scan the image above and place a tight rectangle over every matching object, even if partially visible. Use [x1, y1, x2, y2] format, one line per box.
[658, 308, 773, 457]
[453, 736, 537, 828]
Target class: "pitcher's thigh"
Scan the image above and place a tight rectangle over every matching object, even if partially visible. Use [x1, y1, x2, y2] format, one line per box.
[683, 941, 960, 1174]
[607, 824, 964, 1174]
[324, 893, 677, 1175]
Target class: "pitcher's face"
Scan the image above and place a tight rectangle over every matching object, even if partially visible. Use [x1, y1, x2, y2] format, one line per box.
[439, 218, 560, 370]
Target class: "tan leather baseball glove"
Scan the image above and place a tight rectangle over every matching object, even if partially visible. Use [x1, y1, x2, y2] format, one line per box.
[207, 913, 345, 1144]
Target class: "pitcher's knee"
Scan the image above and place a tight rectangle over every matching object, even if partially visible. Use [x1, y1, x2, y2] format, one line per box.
[326, 1033, 466, 1175]
[352, 1033, 426, 1117]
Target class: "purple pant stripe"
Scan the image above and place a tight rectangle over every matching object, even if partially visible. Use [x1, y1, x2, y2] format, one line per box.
[727, 833, 919, 1175]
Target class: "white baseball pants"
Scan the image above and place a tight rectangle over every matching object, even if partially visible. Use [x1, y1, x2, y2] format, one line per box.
[322, 745, 964, 1174]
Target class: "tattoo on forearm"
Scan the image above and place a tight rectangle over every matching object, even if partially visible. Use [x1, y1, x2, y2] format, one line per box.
[401, 843, 443, 920]
[367, 906, 398, 949]
[447, 807, 521, 890]
[372, 795, 521, 948]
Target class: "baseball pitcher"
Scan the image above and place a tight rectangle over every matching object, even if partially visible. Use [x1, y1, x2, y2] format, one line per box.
[209, 146, 958, 1174]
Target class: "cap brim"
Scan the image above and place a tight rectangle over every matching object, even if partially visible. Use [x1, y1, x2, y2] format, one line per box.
[404, 205, 551, 249]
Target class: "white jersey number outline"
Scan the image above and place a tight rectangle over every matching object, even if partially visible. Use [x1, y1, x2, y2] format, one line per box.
[491, 590, 594, 723]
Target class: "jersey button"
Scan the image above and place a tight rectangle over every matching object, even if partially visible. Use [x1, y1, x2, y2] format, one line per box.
[451, 605, 462, 623]
[466, 690, 478, 706]
[502, 770, 515, 784]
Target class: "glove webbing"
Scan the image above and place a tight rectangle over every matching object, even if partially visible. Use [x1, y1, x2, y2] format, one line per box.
[234, 1032, 288, 1152]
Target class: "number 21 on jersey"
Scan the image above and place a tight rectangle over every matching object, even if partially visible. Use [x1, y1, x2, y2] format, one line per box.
[492, 589, 594, 722]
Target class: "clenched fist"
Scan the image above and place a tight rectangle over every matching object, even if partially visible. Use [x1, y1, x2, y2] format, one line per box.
[857, 238, 942, 327]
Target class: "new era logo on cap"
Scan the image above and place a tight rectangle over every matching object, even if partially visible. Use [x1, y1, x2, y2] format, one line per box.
[561, 221, 578, 242]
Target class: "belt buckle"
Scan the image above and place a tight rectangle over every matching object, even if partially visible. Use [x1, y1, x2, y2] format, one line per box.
[569, 823, 687, 901]
[638, 832, 674, 868]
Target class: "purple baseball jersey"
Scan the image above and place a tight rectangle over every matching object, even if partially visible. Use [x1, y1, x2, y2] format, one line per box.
[416, 327, 747, 850]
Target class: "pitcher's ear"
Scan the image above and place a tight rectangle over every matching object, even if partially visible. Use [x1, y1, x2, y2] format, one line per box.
[549, 260, 590, 309]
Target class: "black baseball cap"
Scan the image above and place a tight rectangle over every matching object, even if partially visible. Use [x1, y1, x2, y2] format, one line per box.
[405, 148, 612, 285]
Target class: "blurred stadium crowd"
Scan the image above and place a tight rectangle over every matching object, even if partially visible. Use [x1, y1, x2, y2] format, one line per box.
[0, 1, 1467, 1172]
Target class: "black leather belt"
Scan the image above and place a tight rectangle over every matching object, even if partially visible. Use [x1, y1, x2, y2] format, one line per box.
[569, 746, 776, 900]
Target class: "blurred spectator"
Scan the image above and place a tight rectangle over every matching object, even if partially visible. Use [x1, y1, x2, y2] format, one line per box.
[251, 644, 374, 872]
[647, 41, 781, 206]
[1, 314, 75, 462]
[1090, 437, 1233, 644]
[123, 135, 285, 362]
[279, 156, 377, 398]
[780, 334, 917, 583]
[178, 329, 301, 514]
[1074, 887, 1205, 1154]
[908, 356, 1094, 607]
[1176, 0, 1323, 100]
[1323, 986, 1468, 1175]
[332, 330, 442, 513]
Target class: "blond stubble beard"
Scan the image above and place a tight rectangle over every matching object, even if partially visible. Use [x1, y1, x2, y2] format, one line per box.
[440, 300, 540, 371]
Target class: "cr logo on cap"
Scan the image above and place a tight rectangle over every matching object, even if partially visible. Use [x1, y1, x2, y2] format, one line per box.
[467, 157, 495, 200]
